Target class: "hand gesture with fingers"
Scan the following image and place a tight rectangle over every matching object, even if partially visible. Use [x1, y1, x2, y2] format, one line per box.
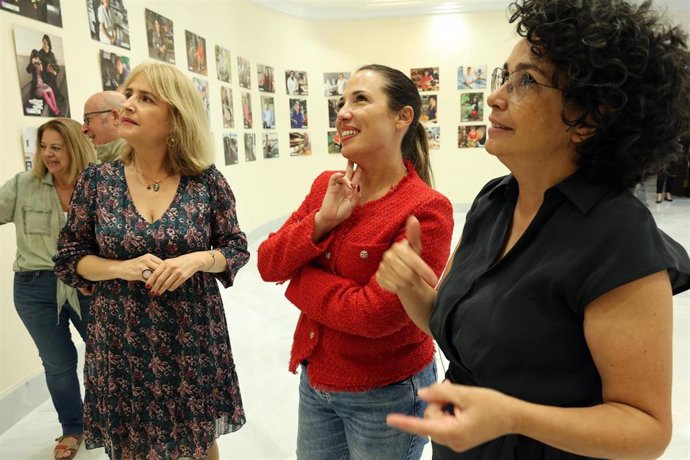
[120, 253, 163, 282]
[145, 253, 207, 295]
[313, 160, 362, 241]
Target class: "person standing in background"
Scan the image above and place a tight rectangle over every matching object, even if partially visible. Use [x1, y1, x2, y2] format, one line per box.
[82, 91, 127, 163]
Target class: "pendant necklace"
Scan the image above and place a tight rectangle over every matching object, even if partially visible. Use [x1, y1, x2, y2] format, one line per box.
[133, 163, 170, 192]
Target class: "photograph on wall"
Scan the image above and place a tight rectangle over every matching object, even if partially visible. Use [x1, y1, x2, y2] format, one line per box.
[223, 132, 239, 166]
[257, 64, 274, 93]
[289, 98, 307, 129]
[290, 132, 312, 156]
[244, 133, 256, 162]
[327, 131, 341, 154]
[323, 71, 350, 96]
[186, 30, 207, 75]
[457, 65, 487, 89]
[411, 67, 439, 92]
[458, 125, 486, 149]
[421, 95, 438, 124]
[241, 92, 253, 129]
[193, 77, 210, 124]
[14, 25, 70, 117]
[87, 0, 130, 49]
[0, 0, 62, 27]
[100, 50, 129, 92]
[260, 95, 275, 129]
[262, 132, 279, 159]
[145, 9, 174, 64]
[460, 92, 484, 122]
[215, 45, 232, 83]
[327, 98, 339, 129]
[23, 126, 38, 170]
[285, 69, 308, 95]
[425, 126, 440, 150]
[237, 56, 251, 89]
[220, 85, 234, 129]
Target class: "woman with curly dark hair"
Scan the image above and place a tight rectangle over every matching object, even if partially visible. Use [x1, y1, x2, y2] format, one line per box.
[377, 0, 690, 458]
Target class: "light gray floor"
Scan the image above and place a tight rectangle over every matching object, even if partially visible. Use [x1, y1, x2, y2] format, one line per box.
[1, 189, 688, 460]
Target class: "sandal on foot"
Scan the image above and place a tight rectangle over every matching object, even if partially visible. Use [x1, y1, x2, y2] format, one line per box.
[54, 434, 83, 460]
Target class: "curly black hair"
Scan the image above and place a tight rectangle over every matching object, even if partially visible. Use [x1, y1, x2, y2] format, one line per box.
[509, 0, 690, 188]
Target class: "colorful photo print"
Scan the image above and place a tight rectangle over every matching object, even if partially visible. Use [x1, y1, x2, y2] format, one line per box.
[1, 0, 62, 27]
[258, 64, 274, 93]
[421, 95, 438, 124]
[87, 0, 130, 49]
[220, 85, 234, 129]
[260, 95, 275, 129]
[323, 71, 350, 96]
[145, 9, 174, 64]
[193, 77, 210, 124]
[411, 67, 439, 92]
[100, 50, 129, 92]
[327, 131, 341, 154]
[285, 69, 308, 96]
[244, 133, 256, 162]
[185, 30, 207, 75]
[215, 45, 231, 83]
[460, 92, 484, 122]
[290, 98, 307, 129]
[223, 132, 238, 165]
[14, 25, 70, 117]
[425, 126, 440, 150]
[241, 92, 253, 129]
[262, 132, 279, 159]
[458, 125, 487, 149]
[290, 132, 312, 156]
[327, 98, 340, 129]
[457, 65, 487, 89]
[237, 56, 251, 89]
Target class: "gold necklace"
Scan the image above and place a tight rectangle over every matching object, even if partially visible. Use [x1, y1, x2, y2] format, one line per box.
[133, 164, 171, 192]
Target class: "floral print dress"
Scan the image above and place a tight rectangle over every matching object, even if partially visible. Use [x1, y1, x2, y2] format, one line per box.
[54, 160, 249, 459]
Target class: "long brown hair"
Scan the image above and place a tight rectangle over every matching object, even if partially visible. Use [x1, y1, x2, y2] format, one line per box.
[32, 118, 96, 184]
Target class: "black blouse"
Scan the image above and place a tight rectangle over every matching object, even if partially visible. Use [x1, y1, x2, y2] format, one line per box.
[430, 172, 690, 459]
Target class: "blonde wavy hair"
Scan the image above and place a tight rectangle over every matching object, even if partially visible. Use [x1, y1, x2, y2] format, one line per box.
[120, 62, 214, 175]
[32, 118, 97, 184]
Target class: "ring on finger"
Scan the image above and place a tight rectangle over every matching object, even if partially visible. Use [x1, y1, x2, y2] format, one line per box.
[142, 268, 153, 281]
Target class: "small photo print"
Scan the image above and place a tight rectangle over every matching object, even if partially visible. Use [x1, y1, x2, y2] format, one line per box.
[258, 64, 275, 93]
[425, 126, 440, 150]
[220, 85, 234, 129]
[185, 31, 207, 75]
[223, 132, 239, 165]
[458, 125, 486, 149]
[327, 98, 340, 129]
[323, 72, 350, 96]
[421, 95, 437, 124]
[100, 50, 129, 92]
[290, 98, 308, 129]
[244, 133, 256, 162]
[261, 95, 275, 129]
[87, 0, 130, 49]
[285, 69, 308, 95]
[411, 67, 439, 92]
[457, 65, 487, 89]
[242, 92, 253, 129]
[460, 92, 484, 122]
[238, 56, 251, 89]
[1, 0, 63, 27]
[192, 77, 210, 124]
[290, 132, 312, 156]
[215, 45, 231, 83]
[262, 132, 279, 159]
[145, 9, 174, 64]
[327, 131, 341, 154]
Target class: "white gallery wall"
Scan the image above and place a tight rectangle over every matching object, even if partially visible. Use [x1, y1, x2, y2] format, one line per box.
[0, 0, 687, 416]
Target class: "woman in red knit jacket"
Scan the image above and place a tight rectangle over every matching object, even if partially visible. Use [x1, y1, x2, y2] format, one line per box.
[257, 64, 454, 459]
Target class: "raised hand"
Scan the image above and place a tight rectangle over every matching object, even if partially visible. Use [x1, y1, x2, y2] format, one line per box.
[313, 160, 362, 242]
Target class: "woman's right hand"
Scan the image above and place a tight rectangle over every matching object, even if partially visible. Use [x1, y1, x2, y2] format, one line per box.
[117, 253, 164, 282]
[313, 160, 361, 242]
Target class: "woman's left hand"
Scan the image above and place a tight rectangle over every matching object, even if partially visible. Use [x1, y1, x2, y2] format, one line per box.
[386, 381, 517, 453]
[145, 253, 207, 295]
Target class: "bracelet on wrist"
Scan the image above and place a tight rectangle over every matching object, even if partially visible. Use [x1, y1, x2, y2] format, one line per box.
[207, 251, 216, 272]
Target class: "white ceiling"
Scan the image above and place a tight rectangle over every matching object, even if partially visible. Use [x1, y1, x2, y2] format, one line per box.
[249, 0, 689, 20]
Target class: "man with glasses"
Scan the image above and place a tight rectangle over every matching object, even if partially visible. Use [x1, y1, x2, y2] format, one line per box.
[82, 91, 126, 162]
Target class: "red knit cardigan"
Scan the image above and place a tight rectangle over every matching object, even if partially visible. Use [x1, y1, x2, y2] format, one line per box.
[257, 162, 454, 391]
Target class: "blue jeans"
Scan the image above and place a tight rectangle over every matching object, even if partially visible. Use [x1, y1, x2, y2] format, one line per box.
[14, 271, 90, 436]
[297, 361, 437, 460]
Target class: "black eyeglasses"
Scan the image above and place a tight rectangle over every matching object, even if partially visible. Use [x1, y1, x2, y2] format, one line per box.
[83, 109, 113, 126]
[490, 67, 561, 102]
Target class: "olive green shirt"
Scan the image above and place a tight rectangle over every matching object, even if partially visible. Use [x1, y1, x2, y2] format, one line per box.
[96, 137, 127, 163]
[0, 171, 81, 318]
